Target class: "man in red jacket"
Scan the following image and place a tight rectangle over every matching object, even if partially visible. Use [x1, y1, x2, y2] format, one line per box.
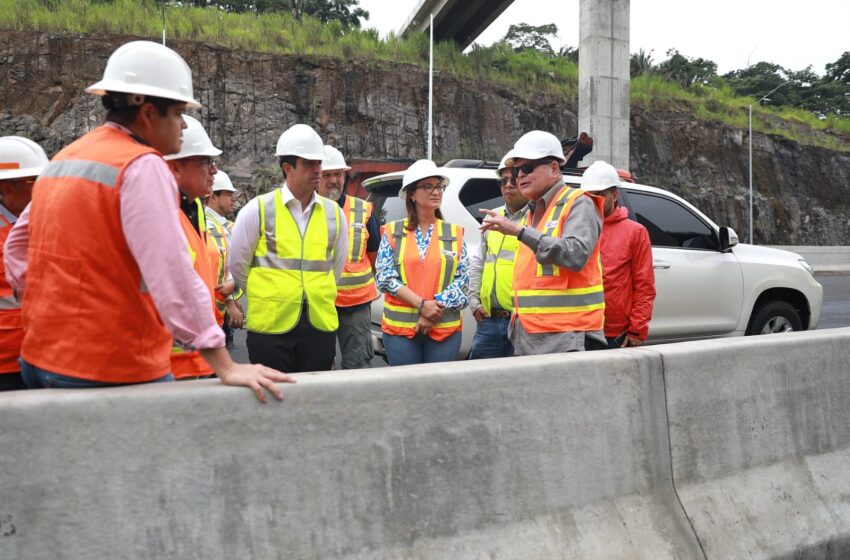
[581, 161, 656, 348]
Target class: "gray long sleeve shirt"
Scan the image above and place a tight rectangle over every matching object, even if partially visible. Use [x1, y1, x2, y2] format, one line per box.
[510, 180, 605, 355]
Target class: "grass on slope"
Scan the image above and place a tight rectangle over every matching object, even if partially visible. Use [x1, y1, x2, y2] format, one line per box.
[1, 0, 848, 150]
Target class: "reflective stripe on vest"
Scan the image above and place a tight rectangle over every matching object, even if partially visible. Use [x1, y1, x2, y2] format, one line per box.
[513, 184, 605, 334]
[480, 206, 522, 314]
[246, 189, 340, 333]
[21, 125, 173, 382]
[337, 195, 377, 306]
[381, 219, 463, 340]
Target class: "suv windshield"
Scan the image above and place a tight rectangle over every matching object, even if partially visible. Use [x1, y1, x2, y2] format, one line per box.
[367, 180, 406, 225]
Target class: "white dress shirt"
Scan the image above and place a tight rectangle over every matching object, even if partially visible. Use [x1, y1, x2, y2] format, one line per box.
[229, 183, 348, 291]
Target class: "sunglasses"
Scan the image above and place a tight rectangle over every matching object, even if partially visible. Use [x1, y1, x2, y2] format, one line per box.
[510, 158, 556, 179]
[415, 183, 446, 194]
[498, 176, 516, 187]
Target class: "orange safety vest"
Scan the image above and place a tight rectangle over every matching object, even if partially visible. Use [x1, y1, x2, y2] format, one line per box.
[21, 125, 173, 383]
[336, 195, 377, 307]
[170, 203, 222, 379]
[381, 219, 463, 341]
[513, 184, 605, 333]
[0, 214, 22, 374]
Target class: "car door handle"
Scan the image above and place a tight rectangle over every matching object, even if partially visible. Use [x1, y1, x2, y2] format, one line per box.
[653, 260, 671, 270]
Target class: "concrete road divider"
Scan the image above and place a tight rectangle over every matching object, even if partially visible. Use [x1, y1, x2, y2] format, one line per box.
[0, 350, 702, 559]
[659, 327, 850, 559]
[768, 246, 850, 274]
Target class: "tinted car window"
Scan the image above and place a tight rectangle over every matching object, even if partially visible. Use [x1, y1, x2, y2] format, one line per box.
[366, 180, 406, 225]
[458, 178, 503, 224]
[625, 190, 718, 250]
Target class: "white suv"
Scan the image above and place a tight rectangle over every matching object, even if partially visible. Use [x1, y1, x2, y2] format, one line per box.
[363, 162, 823, 357]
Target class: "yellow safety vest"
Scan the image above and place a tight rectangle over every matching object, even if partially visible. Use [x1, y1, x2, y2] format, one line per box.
[479, 206, 521, 315]
[246, 188, 341, 334]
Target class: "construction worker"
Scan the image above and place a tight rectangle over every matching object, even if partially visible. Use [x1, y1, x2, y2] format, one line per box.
[468, 153, 528, 359]
[581, 161, 655, 348]
[230, 124, 348, 373]
[0, 137, 47, 391]
[4, 40, 292, 401]
[205, 170, 244, 348]
[480, 130, 606, 354]
[163, 115, 226, 379]
[375, 160, 468, 365]
[318, 145, 380, 369]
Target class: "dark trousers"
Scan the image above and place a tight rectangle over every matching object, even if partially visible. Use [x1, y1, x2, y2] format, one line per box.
[0, 372, 26, 392]
[247, 311, 336, 373]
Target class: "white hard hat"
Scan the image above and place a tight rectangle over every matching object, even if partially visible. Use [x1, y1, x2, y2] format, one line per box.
[497, 151, 513, 173]
[86, 41, 200, 108]
[322, 145, 351, 171]
[581, 160, 622, 192]
[0, 136, 49, 181]
[509, 130, 566, 164]
[163, 115, 222, 161]
[275, 124, 325, 160]
[212, 170, 237, 193]
[399, 159, 450, 199]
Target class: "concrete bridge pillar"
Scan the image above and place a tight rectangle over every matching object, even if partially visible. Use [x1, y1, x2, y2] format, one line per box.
[578, 0, 630, 170]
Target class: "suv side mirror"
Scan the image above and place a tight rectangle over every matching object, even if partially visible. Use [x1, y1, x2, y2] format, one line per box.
[719, 227, 739, 251]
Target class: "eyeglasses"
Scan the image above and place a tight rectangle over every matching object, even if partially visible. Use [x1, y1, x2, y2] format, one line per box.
[185, 156, 215, 169]
[510, 158, 555, 179]
[415, 183, 447, 194]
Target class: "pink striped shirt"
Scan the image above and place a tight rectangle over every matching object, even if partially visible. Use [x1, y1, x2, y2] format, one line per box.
[4, 123, 224, 350]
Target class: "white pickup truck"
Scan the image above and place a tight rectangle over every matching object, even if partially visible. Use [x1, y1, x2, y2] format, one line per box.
[363, 161, 823, 357]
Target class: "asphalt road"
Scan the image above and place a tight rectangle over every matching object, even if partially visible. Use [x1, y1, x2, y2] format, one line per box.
[815, 273, 850, 329]
[229, 273, 850, 364]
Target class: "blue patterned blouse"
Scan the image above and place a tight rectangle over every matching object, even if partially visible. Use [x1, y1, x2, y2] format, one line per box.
[375, 222, 469, 309]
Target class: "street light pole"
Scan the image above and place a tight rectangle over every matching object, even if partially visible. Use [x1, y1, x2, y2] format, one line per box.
[748, 103, 753, 244]
[747, 79, 793, 245]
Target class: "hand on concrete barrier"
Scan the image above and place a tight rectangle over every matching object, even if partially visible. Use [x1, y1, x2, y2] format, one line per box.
[219, 363, 296, 403]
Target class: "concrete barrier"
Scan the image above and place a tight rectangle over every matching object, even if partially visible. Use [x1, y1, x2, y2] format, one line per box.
[659, 328, 850, 559]
[0, 351, 702, 559]
[767, 246, 850, 274]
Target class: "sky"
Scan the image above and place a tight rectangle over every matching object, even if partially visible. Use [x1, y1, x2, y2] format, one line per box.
[357, 0, 850, 76]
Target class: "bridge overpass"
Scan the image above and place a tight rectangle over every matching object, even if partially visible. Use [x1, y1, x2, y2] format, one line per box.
[398, 0, 515, 50]
[400, 0, 631, 170]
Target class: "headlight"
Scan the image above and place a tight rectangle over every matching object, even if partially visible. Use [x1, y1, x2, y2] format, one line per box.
[798, 258, 815, 277]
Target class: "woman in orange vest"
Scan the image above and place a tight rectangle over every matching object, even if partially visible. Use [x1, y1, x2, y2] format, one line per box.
[375, 160, 468, 365]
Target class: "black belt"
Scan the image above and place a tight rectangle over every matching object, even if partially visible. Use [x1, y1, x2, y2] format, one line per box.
[491, 309, 511, 318]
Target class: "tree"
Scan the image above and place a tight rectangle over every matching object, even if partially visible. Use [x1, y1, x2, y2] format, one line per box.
[558, 45, 578, 63]
[503, 23, 558, 55]
[160, 0, 369, 27]
[273, 0, 368, 27]
[824, 51, 850, 84]
[656, 49, 717, 87]
[723, 61, 790, 103]
[630, 48, 654, 78]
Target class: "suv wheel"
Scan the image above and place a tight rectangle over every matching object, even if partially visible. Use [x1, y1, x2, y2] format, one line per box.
[746, 301, 803, 335]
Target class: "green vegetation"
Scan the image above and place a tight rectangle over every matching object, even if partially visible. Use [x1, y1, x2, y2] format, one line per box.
[0, 0, 847, 150]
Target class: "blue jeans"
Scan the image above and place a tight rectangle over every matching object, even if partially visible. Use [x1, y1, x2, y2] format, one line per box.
[20, 359, 173, 389]
[468, 316, 514, 359]
[383, 332, 462, 366]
